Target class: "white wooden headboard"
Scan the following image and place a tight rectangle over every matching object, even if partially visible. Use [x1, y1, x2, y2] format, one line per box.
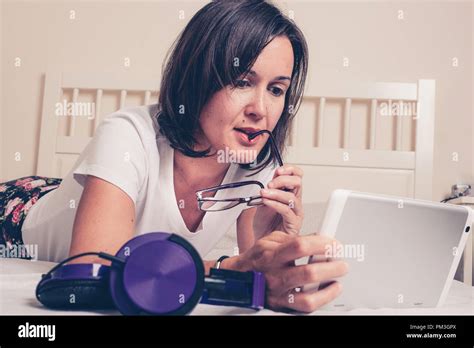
[37, 71, 435, 204]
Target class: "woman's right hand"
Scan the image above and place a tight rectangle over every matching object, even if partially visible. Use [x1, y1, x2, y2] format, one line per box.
[233, 230, 349, 313]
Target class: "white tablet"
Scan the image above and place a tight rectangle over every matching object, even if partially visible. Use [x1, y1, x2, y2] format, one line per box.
[303, 189, 473, 310]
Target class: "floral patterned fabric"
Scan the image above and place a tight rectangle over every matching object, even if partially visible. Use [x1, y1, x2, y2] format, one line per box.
[0, 176, 62, 258]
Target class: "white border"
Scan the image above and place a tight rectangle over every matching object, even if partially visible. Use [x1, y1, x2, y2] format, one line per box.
[302, 189, 350, 292]
[436, 206, 473, 307]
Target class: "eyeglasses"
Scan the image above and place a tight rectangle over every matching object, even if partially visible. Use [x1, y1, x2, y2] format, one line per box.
[248, 130, 284, 167]
[196, 130, 284, 212]
[196, 180, 265, 212]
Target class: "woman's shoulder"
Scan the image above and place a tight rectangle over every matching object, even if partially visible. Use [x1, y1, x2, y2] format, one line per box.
[104, 103, 158, 130]
[96, 103, 163, 145]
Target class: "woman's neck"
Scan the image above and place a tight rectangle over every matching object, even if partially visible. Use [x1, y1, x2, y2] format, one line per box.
[173, 148, 231, 188]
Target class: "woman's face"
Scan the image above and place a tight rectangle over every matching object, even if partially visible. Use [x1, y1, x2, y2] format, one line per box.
[197, 35, 294, 164]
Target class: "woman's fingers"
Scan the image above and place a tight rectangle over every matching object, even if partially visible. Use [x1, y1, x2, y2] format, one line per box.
[275, 234, 340, 265]
[260, 164, 304, 236]
[261, 230, 296, 244]
[268, 175, 302, 195]
[266, 260, 349, 295]
[274, 165, 304, 179]
[260, 188, 303, 217]
[269, 165, 303, 195]
[267, 281, 343, 313]
[261, 197, 298, 227]
[245, 230, 347, 313]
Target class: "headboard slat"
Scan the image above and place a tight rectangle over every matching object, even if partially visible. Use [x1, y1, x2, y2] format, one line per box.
[317, 97, 325, 147]
[68, 88, 79, 137]
[369, 99, 377, 150]
[120, 90, 127, 109]
[144, 90, 151, 105]
[94, 89, 103, 132]
[396, 100, 404, 151]
[343, 98, 352, 148]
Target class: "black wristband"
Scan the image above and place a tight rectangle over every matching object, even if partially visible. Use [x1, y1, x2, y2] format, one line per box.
[214, 255, 230, 270]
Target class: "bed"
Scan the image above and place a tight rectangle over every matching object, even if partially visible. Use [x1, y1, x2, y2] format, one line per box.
[0, 257, 472, 315]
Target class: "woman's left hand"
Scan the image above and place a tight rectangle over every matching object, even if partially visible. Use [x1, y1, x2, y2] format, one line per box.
[253, 165, 304, 239]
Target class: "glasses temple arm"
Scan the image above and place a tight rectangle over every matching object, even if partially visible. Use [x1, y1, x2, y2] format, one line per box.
[248, 130, 283, 167]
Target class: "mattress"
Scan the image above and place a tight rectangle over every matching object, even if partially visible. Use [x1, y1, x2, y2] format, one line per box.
[0, 258, 472, 315]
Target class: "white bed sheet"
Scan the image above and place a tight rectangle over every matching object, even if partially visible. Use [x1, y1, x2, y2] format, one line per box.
[0, 258, 472, 316]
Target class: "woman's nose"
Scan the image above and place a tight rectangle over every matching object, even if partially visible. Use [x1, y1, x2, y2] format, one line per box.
[246, 88, 267, 119]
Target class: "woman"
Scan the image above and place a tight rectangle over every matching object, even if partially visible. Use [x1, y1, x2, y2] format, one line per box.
[0, 0, 348, 313]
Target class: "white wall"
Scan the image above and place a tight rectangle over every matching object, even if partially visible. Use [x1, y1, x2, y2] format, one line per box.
[287, 1, 473, 202]
[1, 0, 473, 202]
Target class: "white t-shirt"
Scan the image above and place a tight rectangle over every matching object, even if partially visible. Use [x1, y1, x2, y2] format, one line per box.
[22, 104, 277, 262]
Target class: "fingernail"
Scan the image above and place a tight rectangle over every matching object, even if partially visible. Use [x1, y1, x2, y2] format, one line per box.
[268, 182, 274, 188]
[261, 189, 269, 195]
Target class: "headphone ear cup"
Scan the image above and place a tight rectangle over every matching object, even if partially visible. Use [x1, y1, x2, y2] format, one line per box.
[36, 278, 115, 309]
[109, 232, 204, 315]
[108, 233, 170, 315]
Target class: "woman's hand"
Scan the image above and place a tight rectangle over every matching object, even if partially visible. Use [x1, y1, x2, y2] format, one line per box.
[234, 230, 348, 313]
[253, 165, 304, 239]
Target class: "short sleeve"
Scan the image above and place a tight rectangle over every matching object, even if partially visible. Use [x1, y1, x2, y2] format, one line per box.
[72, 113, 147, 205]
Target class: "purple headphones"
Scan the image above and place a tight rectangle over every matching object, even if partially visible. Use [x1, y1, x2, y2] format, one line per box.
[36, 232, 265, 315]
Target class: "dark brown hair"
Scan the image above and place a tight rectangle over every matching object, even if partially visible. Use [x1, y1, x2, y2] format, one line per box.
[157, 0, 308, 175]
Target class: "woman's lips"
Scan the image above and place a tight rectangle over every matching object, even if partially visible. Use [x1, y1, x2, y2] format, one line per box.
[234, 128, 261, 146]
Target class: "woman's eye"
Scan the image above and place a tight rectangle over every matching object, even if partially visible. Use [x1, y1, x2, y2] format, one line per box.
[270, 87, 284, 97]
[236, 80, 251, 88]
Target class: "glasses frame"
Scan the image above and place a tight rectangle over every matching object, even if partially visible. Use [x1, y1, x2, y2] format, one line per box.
[195, 130, 285, 212]
[196, 180, 265, 212]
